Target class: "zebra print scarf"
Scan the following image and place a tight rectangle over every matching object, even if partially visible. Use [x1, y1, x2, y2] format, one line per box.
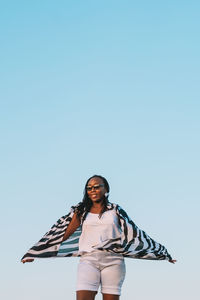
[21, 202, 172, 261]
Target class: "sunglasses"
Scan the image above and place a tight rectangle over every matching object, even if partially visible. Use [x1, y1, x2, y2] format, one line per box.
[86, 184, 104, 191]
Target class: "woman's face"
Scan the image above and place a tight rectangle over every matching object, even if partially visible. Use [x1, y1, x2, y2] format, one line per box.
[86, 177, 107, 203]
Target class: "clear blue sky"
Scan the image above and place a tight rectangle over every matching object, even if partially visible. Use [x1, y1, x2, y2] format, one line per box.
[1, 1, 199, 299]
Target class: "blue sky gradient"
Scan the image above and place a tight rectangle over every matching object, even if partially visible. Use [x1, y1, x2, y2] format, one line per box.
[1, 1, 199, 299]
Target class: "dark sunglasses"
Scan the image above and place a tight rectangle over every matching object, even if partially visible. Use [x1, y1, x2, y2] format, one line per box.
[86, 184, 104, 191]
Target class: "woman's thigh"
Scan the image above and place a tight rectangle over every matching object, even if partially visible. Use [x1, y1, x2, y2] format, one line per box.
[76, 290, 119, 300]
[102, 294, 119, 300]
[76, 290, 97, 300]
[76, 291, 119, 300]
[100, 259, 126, 296]
[76, 259, 100, 292]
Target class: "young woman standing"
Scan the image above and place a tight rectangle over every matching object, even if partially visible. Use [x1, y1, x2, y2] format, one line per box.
[22, 175, 176, 300]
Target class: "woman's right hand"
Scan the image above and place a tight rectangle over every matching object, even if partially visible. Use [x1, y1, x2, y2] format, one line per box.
[169, 259, 177, 264]
[21, 258, 34, 263]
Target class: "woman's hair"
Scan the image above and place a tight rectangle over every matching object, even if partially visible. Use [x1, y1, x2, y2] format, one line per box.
[77, 175, 110, 221]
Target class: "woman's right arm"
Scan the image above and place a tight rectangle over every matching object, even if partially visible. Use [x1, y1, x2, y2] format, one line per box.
[62, 212, 81, 242]
[22, 212, 81, 263]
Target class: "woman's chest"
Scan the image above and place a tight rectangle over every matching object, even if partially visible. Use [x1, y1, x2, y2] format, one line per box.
[83, 210, 119, 227]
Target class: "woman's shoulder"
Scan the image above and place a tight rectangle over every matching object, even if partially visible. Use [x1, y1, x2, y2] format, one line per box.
[107, 202, 129, 216]
[107, 202, 121, 211]
[70, 201, 123, 215]
[70, 202, 84, 213]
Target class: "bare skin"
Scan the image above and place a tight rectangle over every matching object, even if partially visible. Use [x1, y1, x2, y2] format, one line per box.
[169, 260, 177, 264]
[76, 291, 97, 300]
[102, 294, 120, 300]
[76, 177, 121, 300]
[76, 291, 119, 300]
[62, 212, 81, 241]
[21, 211, 81, 263]
[22, 176, 176, 300]
[86, 177, 107, 213]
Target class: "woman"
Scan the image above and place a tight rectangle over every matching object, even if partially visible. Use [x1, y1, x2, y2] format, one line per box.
[22, 175, 176, 300]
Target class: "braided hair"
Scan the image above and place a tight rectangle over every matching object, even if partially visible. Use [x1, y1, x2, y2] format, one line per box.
[76, 175, 110, 222]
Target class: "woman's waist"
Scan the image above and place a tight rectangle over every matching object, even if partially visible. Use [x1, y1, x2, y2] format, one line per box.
[79, 249, 124, 260]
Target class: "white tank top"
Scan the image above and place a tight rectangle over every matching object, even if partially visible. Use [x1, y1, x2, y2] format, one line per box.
[78, 209, 122, 254]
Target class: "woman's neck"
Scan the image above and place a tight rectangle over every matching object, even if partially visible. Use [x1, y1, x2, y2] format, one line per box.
[90, 201, 104, 214]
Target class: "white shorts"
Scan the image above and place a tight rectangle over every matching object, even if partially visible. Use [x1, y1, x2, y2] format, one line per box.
[76, 251, 126, 295]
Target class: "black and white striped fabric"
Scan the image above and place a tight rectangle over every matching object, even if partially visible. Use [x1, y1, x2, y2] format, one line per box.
[21, 202, 172, 261]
